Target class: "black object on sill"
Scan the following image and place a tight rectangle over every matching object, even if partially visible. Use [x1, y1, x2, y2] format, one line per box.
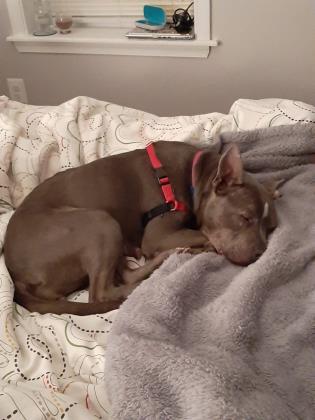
[172, 2, 194, 33]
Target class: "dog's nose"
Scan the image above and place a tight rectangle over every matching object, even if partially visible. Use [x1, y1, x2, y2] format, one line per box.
[243, 249, 264, 265]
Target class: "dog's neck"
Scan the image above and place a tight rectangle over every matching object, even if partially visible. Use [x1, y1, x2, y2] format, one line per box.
[190, 150, 220, 220]
[191, 150, 204, 189]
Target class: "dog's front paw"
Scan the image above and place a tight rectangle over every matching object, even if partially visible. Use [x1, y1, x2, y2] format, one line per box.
[183, 243, 216, 255]
[175, 247, 191, 254]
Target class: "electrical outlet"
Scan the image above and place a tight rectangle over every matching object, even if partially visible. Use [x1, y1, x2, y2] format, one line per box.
[7, 78, 28, 103]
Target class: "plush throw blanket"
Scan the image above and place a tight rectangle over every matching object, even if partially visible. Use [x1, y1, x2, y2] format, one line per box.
[106, 123, 315, 420]
[0, 95, 314, 419]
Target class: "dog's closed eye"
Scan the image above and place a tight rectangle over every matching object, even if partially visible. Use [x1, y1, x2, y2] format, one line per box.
[239, 214, 253, 225]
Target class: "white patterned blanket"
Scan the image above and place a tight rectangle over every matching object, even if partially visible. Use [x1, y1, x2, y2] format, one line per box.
[0, 95, 314, 419]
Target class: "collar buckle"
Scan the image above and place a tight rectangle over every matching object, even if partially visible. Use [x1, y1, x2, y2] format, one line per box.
[158, 176, 169, 186]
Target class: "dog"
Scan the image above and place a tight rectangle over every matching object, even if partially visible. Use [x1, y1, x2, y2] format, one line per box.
[4, 141, 278, 315]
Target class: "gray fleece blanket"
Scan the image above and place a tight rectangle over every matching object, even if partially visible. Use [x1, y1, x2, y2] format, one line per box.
[105, 124, 315, 420]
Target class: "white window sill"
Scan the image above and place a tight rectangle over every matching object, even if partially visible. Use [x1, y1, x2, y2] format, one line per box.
[7, 27, 218, 58]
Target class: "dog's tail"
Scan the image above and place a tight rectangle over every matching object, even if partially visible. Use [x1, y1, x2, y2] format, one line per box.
[16, 295, 122, 316]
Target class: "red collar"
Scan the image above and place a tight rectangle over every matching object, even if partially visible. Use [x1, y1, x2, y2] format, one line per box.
[143, 143, 187, 226]
[143, 143, 203, 227]
[146, 143, 187, 212]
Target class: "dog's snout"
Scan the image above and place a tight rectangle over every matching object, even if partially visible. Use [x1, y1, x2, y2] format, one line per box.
[240, 247, 266, 265]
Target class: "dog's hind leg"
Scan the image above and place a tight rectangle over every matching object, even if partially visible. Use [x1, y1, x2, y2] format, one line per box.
[6, 208, 137, 315]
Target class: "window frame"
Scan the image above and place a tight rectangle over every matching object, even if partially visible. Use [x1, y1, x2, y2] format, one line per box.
[5, 0, 217, 58]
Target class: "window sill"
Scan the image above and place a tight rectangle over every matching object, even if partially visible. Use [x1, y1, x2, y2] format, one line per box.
[7, 27, 218, 58]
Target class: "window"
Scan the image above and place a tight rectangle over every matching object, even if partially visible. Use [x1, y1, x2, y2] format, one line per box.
[49, 1, 192, 23]
[6, 0, 217, 58]
[48, 1, 195, 32]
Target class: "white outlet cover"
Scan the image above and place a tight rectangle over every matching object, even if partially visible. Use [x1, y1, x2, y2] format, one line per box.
[7, 78, 28, 103]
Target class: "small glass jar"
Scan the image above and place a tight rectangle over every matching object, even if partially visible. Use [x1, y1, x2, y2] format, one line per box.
[33, 0, 57, 36]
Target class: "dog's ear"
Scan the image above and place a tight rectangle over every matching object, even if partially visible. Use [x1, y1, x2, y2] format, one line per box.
[213, 144, 243, 193]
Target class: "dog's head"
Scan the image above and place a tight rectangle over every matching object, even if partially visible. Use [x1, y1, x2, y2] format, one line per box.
[193, 144, 279, 266]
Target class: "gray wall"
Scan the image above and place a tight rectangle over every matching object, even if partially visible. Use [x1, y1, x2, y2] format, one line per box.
[1, 0, 315, 116]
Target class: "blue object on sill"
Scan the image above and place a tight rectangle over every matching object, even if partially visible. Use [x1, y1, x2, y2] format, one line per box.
[135, 5, 166, 30]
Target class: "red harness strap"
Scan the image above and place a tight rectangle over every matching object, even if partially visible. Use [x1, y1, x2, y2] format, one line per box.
[143, 143, 187, 226]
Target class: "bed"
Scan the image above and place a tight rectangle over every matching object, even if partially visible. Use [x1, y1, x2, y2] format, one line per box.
[0, 95, 314, 419]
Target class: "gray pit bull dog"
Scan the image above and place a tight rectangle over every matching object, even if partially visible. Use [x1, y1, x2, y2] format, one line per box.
[4, 141, 278, 315]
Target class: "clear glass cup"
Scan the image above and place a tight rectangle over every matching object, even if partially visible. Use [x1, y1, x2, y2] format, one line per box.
[33, 0, 57, 36]
[55, 13, 73, 34]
